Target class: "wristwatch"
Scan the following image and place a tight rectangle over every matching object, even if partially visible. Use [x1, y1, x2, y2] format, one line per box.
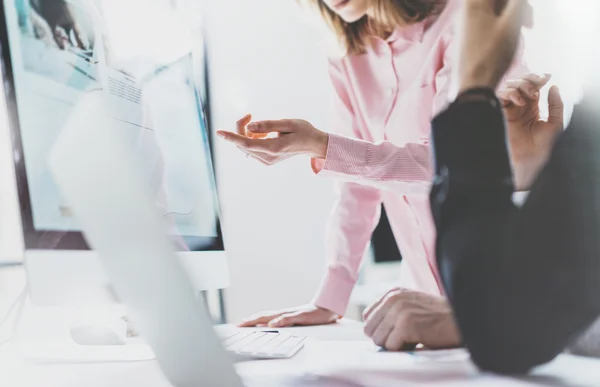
[455, 87, 499, 108]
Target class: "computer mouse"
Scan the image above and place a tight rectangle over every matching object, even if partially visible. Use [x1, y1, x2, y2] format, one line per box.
[70, 325, 126, 346]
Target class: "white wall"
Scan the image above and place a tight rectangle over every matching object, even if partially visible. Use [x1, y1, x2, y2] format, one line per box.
[524, 0, 600, 124]
[204, 0, 336, 322]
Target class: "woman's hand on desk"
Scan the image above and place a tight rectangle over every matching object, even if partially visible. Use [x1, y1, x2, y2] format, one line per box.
[238, 304, 339, 328]
[217, 114, 329, 165]
[363, 289, 461, 351]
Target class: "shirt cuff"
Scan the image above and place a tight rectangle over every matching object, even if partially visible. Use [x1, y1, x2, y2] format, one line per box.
[431, 92, 513, 186]
[310, 133, 366, 178]
[312, 266, 357, 317]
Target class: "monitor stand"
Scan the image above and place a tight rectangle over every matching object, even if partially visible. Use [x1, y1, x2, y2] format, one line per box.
[14, 300, 155, 363]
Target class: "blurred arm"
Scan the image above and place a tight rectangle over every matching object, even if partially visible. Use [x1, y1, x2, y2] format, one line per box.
[431, 92, 600, 374]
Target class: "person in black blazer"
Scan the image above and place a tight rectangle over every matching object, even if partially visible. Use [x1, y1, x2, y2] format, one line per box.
[430, 0, 600, 374]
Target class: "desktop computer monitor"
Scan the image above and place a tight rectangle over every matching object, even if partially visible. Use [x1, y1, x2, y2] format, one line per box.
[0, 0, 229, 305]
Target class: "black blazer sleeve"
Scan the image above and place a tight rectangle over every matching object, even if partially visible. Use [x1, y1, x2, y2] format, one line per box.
[430, 92, 600, 374]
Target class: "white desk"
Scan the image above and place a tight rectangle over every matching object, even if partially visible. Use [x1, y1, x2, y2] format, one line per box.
[2, 322, 600, 387]
[2, 268, 600, 386]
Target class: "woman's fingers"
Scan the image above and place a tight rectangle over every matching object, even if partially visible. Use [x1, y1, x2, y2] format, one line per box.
[217, 130, 252, 147]
[219, 118, 303, 166]
[247, 119, 295, 134]
[238, 311, 285, 327]
[218, 131, 289, 166]
[218, 130, 268, 150]
[234, 114, 272, 139]
[240, 306, 337, 328]
[268, 309, 335, 328]
[217, 130, 290, 156]
[236, 114, 252, 135]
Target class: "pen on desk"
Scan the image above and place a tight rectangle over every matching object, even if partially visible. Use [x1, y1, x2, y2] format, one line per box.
[378, 345, 419, 356]
[68, 62, 97, 82]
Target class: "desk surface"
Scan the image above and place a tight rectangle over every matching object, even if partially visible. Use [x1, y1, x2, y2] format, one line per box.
[2, 267, 600, 386]
[0, 321, 599, 386]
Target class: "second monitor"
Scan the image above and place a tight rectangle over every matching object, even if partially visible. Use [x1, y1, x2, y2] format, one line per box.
[0, 0, 230, 305]
[0, 0, 229, 361]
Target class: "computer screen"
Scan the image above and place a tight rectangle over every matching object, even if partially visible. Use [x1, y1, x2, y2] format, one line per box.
[0, 0, 224, 251]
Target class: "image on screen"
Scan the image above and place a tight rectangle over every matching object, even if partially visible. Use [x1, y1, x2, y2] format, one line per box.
[2, 0, 222, 251]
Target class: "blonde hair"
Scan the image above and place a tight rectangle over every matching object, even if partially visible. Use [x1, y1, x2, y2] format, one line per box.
[301, 0, 444, 55]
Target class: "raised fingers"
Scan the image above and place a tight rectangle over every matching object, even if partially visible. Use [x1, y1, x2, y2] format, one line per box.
[504, 79, 539, 100]
[498, 87, 527, 107]
[506, 73, 550, 94]
[236, 114, 252, 136]
[547, 85, 564, 126]
[521, 73, 551, 88]
[498, 74, 552, 107]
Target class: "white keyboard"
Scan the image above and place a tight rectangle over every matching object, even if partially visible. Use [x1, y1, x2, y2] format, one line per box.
[222, 330, 306, 359]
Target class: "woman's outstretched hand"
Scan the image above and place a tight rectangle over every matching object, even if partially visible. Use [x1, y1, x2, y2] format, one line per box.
[217, 114, 329, 165]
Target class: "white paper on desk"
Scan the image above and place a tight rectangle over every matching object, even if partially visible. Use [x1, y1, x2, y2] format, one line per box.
[298, 343, 477, 387]
[305, 343, 469, 370]
[409, 348, 470, 363]
[240, 342, 474, 386]
[275, 347, 474, 387]
[281, 368, 477, 387]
